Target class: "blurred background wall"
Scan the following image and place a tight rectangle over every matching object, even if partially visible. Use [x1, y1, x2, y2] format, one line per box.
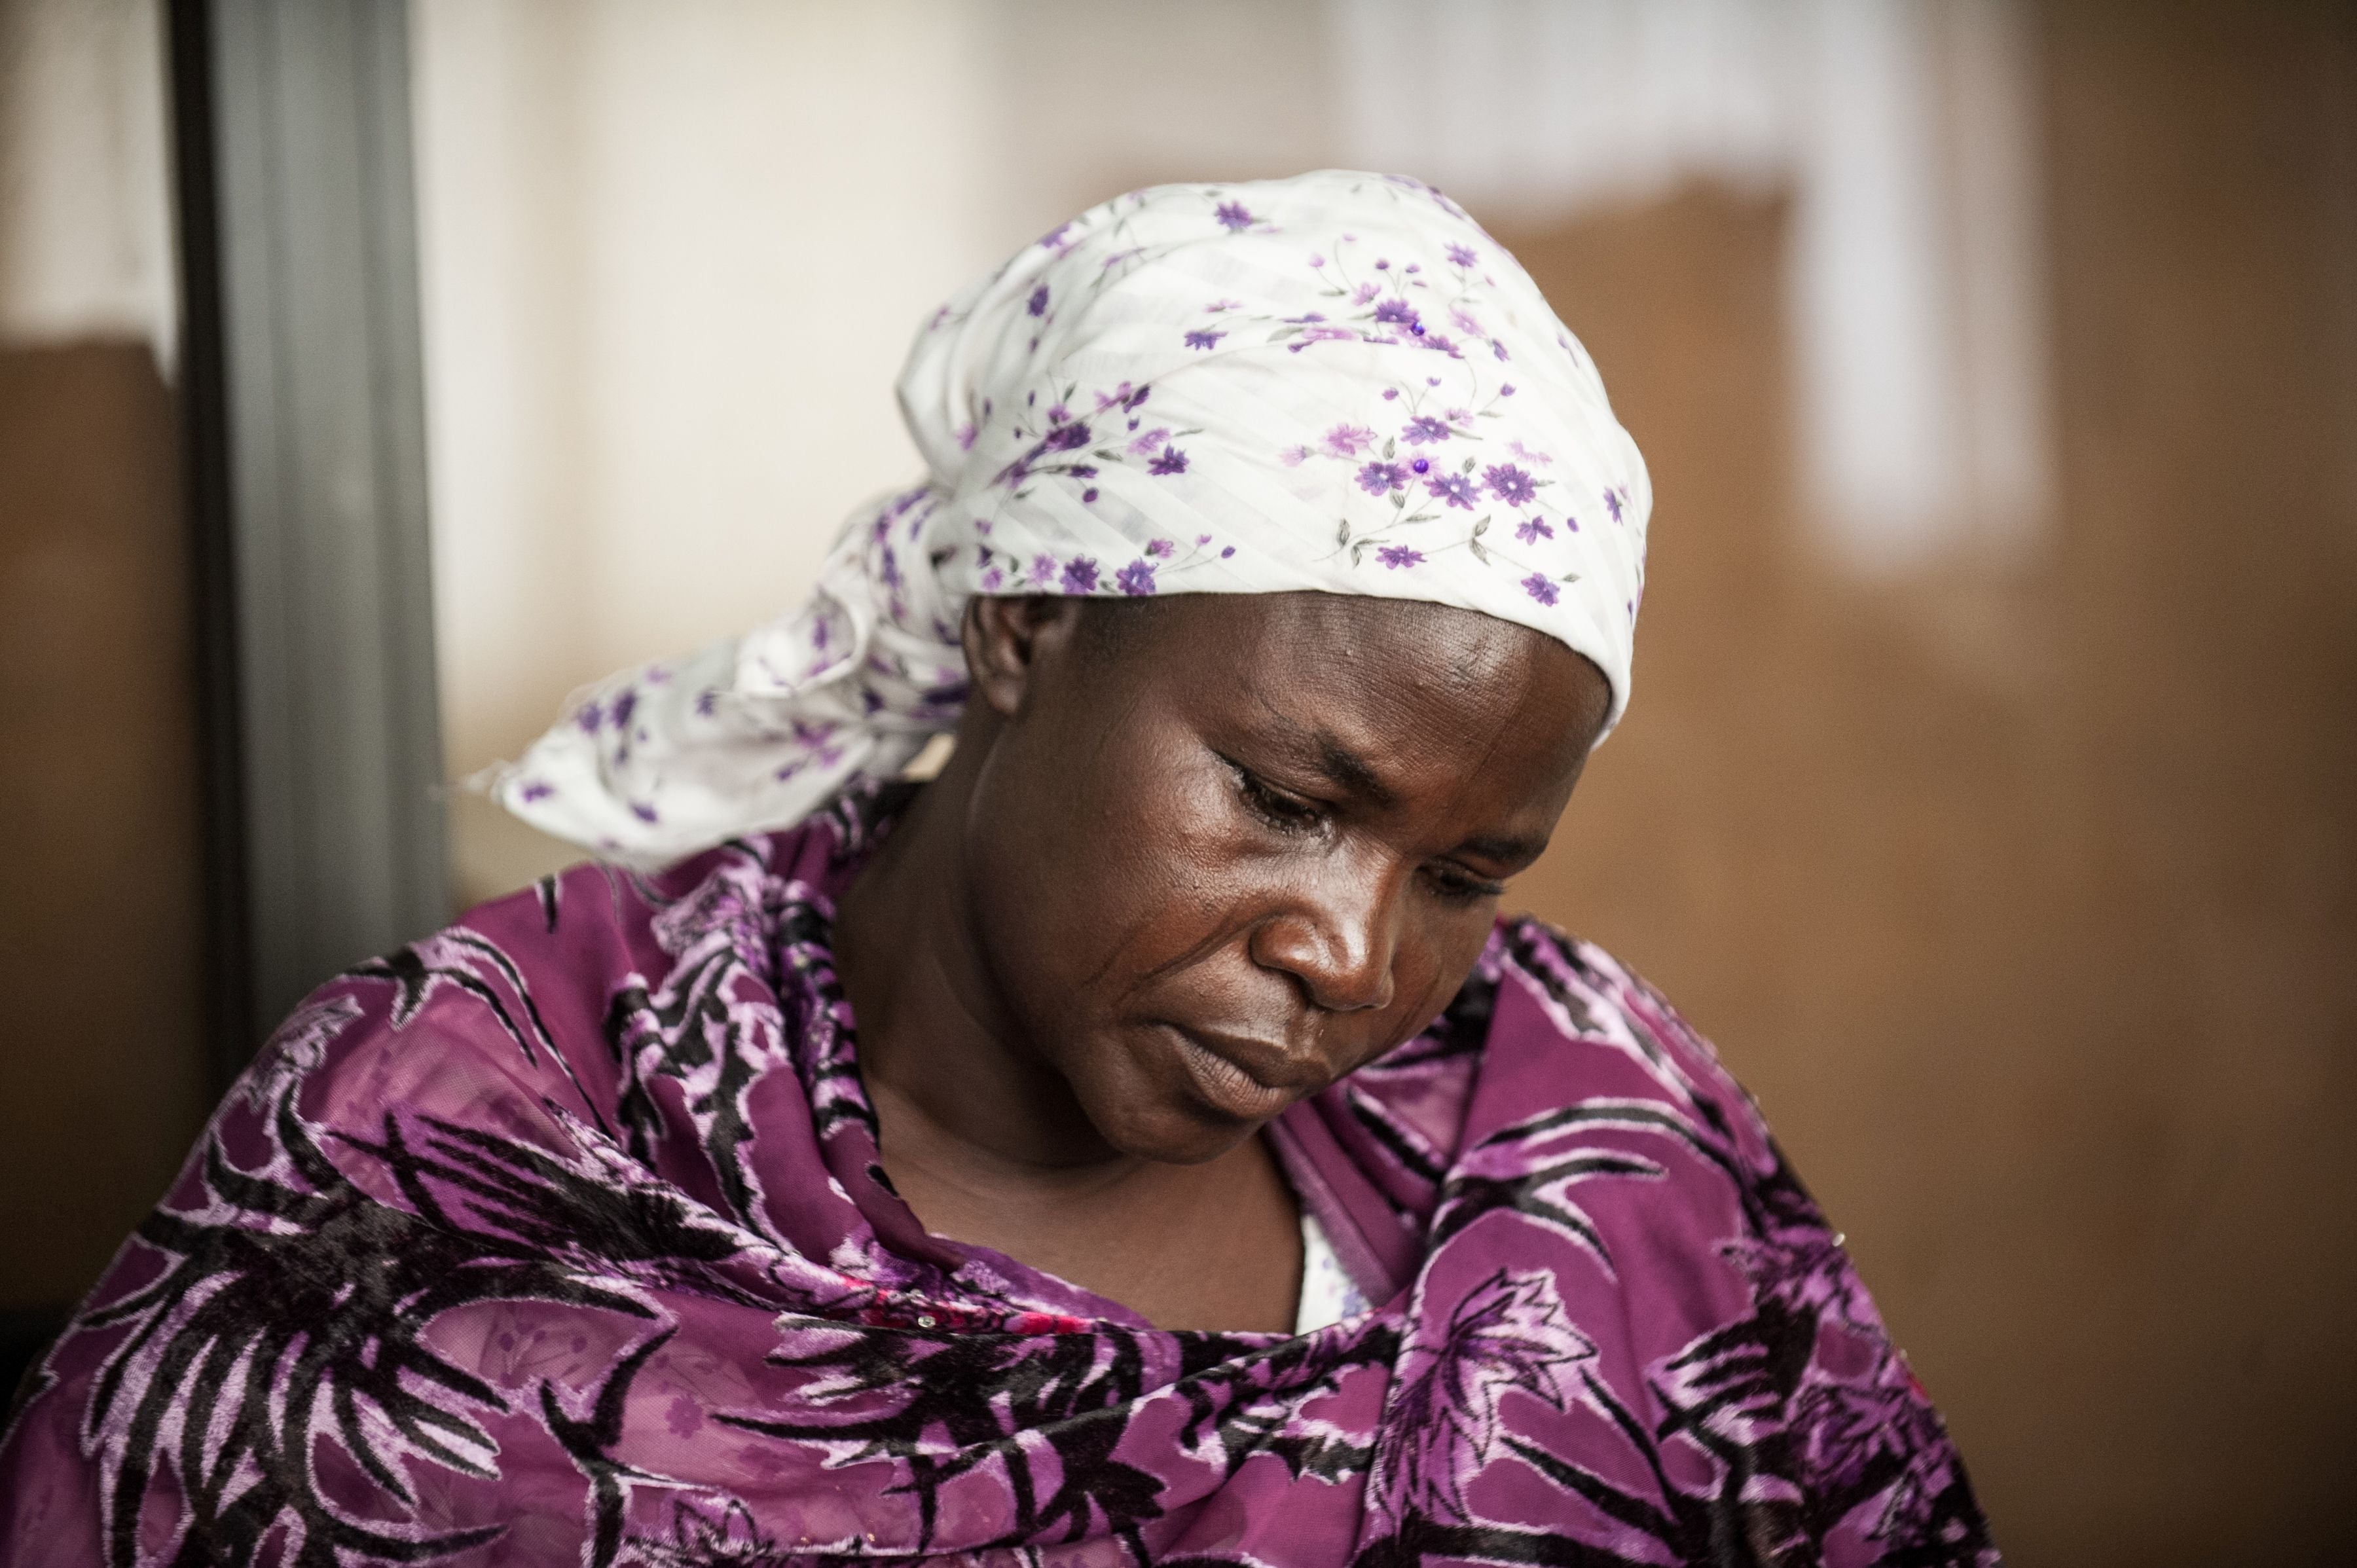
[0, 0, 206, 1343]
[1, 2, 2350, 1563]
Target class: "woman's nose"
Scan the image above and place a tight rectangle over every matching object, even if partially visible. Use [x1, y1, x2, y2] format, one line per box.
[1249, 858, 1401, 1013]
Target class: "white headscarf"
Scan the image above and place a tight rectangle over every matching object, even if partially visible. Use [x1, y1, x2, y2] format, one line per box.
[492, 172, 1651, 868]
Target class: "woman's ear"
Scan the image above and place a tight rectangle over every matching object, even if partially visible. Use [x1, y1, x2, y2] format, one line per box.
[962, 596, 1086, 719]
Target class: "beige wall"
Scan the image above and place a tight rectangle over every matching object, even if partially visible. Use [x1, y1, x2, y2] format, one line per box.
[414, 0, 1008, 900]
[0, 0, 172, 360]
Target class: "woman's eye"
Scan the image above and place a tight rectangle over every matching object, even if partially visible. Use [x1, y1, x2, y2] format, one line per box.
[1233, 767, 1325, 831]
[1426, 864, 1507, 903]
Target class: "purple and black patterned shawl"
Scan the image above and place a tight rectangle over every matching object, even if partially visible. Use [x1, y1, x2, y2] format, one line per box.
[0, 789, 1996, 1566]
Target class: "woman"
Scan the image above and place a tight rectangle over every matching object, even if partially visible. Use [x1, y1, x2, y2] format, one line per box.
[0, 173, 1995, 1565]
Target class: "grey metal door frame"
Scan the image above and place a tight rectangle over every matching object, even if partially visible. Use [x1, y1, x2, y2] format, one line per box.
[170, 0, 448, 1089]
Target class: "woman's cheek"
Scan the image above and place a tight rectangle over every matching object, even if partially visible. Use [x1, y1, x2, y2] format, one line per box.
[1048, 754, 1241, 993]
[1391, 915, 1484, 1035]
[1114, 743, 1260, 894]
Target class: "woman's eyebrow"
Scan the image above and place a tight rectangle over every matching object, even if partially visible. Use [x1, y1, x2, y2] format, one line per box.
[1244, 695, 1399, 805]
[1309, 732, 1395, 806]
[1264, 724, 1542, 862]
[1458, 831, 1549, 867]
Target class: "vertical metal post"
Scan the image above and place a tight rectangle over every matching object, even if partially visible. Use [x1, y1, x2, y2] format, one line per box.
[170, 0, 447, 1086]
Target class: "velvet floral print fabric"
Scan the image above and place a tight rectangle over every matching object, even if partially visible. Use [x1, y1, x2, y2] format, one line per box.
[0, 791, 1993, 1566]
[494, 170, 1651, 868]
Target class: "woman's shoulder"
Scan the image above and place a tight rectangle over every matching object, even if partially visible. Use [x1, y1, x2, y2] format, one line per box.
[1474, 912, 1778, 1175]
[1452, 917, 1998, 1563]
[225, 797, 888, 1156]
[218, 862, 653, 1166]
[449, 786, 886, 962]
[1321, 915, 1783, 1258]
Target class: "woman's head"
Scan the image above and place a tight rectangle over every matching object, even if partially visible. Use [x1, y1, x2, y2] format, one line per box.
[495, 170, 1647, 878]
[940, 589, 1608, 1165]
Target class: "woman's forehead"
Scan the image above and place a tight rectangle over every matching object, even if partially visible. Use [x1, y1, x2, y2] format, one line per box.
[1108, 591, 1586, 691]
[1091, 592, 1607, 761]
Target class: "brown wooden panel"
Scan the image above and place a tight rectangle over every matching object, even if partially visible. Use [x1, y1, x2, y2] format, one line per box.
[0, 343, 208, 1309]
[1487, 9, 2356, 1559]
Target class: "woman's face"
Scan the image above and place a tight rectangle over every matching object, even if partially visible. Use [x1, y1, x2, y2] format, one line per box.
[959, 591, 1611, 1165]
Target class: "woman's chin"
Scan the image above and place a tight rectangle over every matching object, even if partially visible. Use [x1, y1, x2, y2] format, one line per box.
[1080, 1079, 1274, 1167]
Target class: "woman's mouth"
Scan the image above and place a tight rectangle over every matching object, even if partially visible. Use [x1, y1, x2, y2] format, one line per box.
[1165, 1027, 1311, 1123]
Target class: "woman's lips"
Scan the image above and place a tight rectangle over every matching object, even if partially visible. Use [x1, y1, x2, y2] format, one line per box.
[1165, 1027, 1311, 1122]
